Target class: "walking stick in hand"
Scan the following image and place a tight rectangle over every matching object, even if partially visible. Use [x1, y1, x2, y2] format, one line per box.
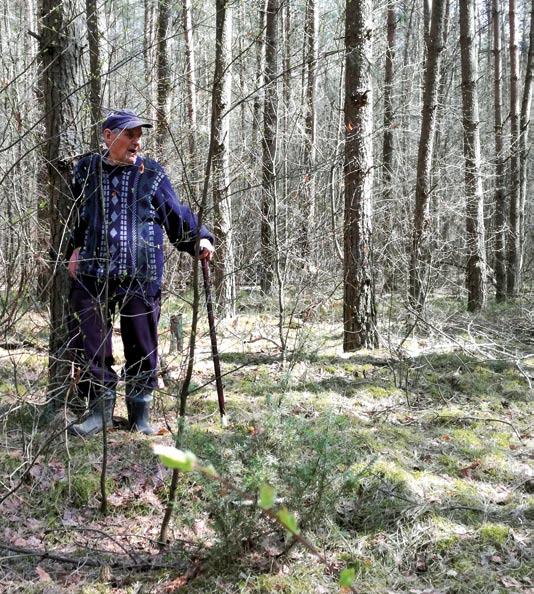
[201, 258, 227, 427]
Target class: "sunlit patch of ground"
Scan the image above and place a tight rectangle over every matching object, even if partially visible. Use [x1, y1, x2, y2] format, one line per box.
[0, 298, 532, 593]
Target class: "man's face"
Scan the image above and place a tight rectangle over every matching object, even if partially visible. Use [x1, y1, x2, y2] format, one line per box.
[103, 126, 143, 165]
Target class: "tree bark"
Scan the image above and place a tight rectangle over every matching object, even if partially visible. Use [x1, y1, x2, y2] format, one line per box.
[382, 2, 396, 290]
[260, 0, 279, 294]
[343, 0, 378, 351]
[302, 0, 318, 254]
[506, 0, 520, 297]
[86, 0, 102, 150]
[144, 0, 156, 122]
[492, 0, 507, 302]
[39, 0, 81, 411]
[212, 0, 236, 317]
[252, 1, 267, 153]
[459, 0, 487, 312]
[519, 0, 533, 285]
[409, 0, 447, 309]
[183, 0, 199, 200]
[156, 0, 170, 152]
[423, 0, 431, 47]
[280, 0, 291, 262]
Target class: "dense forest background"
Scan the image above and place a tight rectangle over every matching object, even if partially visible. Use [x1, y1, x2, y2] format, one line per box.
[0, 0, 532, 592]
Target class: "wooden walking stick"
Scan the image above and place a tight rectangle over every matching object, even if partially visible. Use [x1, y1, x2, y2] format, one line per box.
[201, 258, 227, 426]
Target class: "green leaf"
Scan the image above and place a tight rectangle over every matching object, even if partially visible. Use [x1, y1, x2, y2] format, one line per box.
[153, 445, 197, 472]
[339, 567, 356, 588]
[258, 484, 276, 510]
[276, 507, 299, 534]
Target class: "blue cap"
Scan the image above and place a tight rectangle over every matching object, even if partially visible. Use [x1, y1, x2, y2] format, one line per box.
[102, 109, 153, 131]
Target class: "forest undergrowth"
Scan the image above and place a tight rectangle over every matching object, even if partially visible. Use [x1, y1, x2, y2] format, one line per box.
[0, 293, 532, 593]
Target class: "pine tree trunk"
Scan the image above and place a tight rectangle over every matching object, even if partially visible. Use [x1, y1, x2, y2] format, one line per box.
[40, 0, 81, 411]
[156, 0, 170, 152]
[281, 0, 291, 262]
[492, 0, 507, 302]
[144, 0, 156, 122]
[183, 0, 199, 200]
[86, 0, 102, 150]
[302, 0, 318, 255]
[409, 0, 447, 309]
[252, 1, 267, 153]
[260, 0, 279, 294]
[343, 0, 378, 351]
[519, 1, 533, 286]
[382, 2, 396, 290]
[423, 0, 431, 47]
[459, 0, 487, 312]
[431, 0, 450, 250]
[506, 0, 520, 297]
[212, 0, 236, 317]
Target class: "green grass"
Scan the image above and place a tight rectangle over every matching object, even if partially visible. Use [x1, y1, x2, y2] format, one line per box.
[0, 298, 532, 593]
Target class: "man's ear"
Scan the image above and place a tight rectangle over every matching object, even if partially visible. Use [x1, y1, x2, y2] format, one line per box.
[102, 128, 113, 146]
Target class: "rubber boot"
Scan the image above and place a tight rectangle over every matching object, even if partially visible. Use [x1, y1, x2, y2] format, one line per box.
[126, 393, 155, 435]
[68, 389, 115, 437]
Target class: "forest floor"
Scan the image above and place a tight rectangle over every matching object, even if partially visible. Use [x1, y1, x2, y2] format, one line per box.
[0, 293, 532, 593]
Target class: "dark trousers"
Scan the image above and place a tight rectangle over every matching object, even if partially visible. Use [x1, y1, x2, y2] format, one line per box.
[68, 278, 161, 399]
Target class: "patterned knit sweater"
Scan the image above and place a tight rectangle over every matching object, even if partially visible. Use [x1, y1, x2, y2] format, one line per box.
[68, 153, 212, 294]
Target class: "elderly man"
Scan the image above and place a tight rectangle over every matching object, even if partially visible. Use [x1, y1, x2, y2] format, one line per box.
[66, 109, 213, 437]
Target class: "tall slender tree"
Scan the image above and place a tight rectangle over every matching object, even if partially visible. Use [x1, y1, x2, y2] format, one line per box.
[492, 0, 507, 301]
[519, 0, 533, 282]
[39, 0, 81, 410]
[507, 0, 520, 297]
[302, 0, 318, 254]
[459, 0, 487, 311]
[86, 0, 102, 150]
[382, 1, 396, 289]
[260, 0, 279, 293]
[409, 0, 447, 309]
[252, 1, 267, 153]
[183, 0, 199, 199]
[212, 0, 236, 317]
[144, 0, 156, 121]
[343, 0, 378, 350]
[156, 0, 170, 152]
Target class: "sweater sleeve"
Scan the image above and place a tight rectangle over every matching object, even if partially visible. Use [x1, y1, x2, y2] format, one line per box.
[153, 173, 214, 255]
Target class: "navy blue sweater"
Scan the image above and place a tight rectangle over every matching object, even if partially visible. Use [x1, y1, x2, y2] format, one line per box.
[69, 154, 212, 295]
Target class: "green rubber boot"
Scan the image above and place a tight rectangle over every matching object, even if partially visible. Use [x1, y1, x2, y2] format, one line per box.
[126, 391, 155, 435]
[68, 389, 115, 437]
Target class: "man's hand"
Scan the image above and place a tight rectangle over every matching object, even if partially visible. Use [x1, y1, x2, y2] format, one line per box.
[68, 247, 81, 279]
[199, 239, 214, 262]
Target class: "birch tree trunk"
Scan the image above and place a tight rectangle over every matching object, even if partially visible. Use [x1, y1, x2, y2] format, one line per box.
[409, 0, 447, 309]
[492, 0, 507, 302]
[260, 0, 279, 294]
[212, 0, 236, 317]
[459, 0, 487, 312]
[507, 0, 520, 297]
[40, 0, 81, 411]
[343, 0, 378, 351]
